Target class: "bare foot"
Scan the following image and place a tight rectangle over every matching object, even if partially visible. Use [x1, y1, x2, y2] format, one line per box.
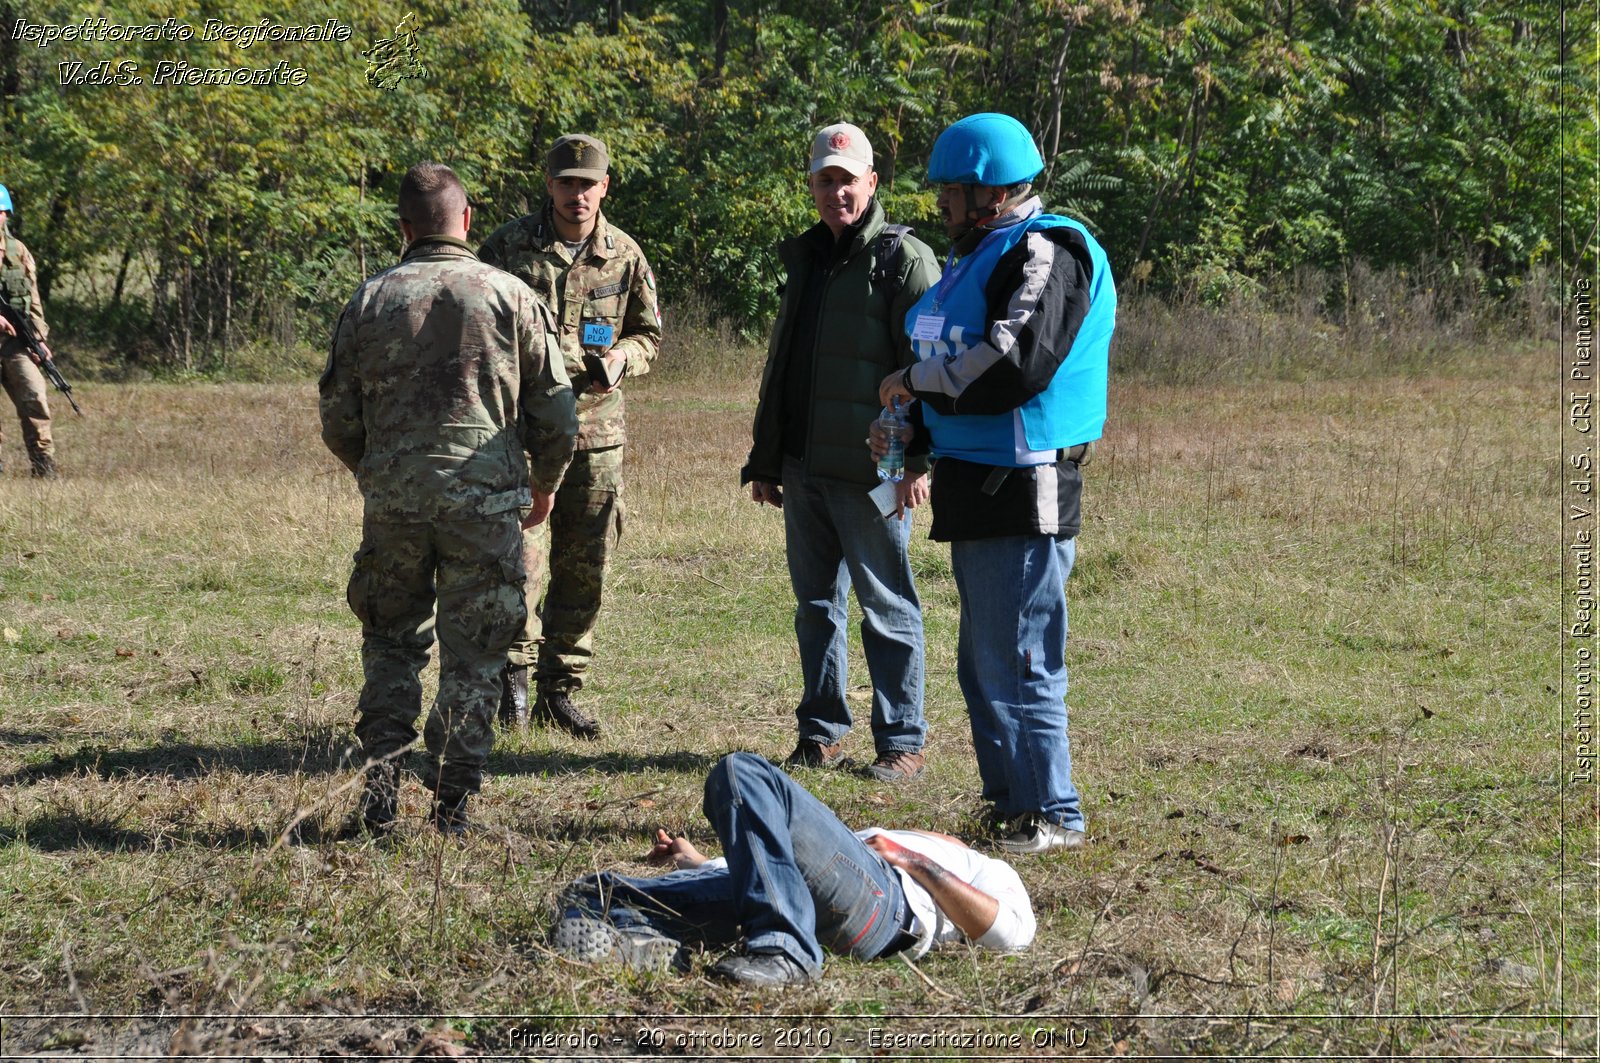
[643, 828, 708, 869]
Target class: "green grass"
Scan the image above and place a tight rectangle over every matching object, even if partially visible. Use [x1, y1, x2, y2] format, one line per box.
[0, 344, 1588, 1058]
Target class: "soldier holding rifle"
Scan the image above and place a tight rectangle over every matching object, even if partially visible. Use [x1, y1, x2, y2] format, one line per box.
[0, 183, 69, 479]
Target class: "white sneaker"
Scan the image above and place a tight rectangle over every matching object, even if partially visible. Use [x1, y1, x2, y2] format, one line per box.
[996, 814, 1088, 854]
[552, 917, 679, 971]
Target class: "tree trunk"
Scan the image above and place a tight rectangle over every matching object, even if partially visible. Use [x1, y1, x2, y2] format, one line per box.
[712, 0, 729, 81]
[1038, 18, 1077, 193]
[111, 248, 132, 310]
[0, 5, 18, 117]
[182, 262, 194, 371]
[357, 162, 368, 279]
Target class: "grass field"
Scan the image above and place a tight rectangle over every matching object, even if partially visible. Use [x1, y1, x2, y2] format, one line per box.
[0, 338, 1588, 1059]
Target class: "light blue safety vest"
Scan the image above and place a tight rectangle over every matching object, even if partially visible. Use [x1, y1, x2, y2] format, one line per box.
[905, 214, 1114, 467]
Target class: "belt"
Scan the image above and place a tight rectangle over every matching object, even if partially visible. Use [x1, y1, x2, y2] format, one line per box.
[877, 900, 920, 958]
[980, 444, 1091, 496]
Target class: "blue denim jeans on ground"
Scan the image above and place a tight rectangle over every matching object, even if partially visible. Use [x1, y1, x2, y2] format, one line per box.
[563, 753, 908, 975]
[950, 534, 1085, 832]
[781, 457, 926, 753]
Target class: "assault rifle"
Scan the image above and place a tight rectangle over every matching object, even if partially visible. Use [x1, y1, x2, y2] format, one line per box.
[0, 296, 82, 415]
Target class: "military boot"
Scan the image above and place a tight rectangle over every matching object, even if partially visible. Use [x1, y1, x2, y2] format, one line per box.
[430, 789, 471, 835]
[499, 663, 530, 730]
[28, 452, 58, 480]
[355, 762, 399, 836]
[535, 687, 601, 740]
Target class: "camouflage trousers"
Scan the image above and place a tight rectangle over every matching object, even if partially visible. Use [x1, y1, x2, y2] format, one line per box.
[346, 514, 526, 796]
[509, 445, 623, 692]
[0, 344, 53, 465]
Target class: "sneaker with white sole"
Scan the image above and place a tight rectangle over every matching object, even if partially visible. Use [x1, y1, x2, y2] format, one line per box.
[552, 917, 678, 971]
[996, 813, 1088, 854]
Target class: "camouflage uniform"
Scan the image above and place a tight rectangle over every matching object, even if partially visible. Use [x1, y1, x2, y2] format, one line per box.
[479, 202, 660, 695]
[0, 225, 55, 475]
[320, 234, 577, 797]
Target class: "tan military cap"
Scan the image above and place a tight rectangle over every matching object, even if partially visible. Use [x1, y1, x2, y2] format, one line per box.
[547, 134, 610, 180]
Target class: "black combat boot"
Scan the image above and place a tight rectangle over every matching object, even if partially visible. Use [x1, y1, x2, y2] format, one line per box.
[356, 762, 399, 836]
[535, 687, 601, 740]
[28, 452, 58, 479]
[498, 663, 530, 729]
[430, 788, 471, 835]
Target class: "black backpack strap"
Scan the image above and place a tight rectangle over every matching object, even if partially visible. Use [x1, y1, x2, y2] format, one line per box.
[869, 223, 912, 303]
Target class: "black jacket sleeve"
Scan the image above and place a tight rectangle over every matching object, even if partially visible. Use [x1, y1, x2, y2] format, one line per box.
[910, 226, 1094, 417]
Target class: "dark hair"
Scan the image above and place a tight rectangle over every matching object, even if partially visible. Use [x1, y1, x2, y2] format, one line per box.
[398, 162, 467, 235]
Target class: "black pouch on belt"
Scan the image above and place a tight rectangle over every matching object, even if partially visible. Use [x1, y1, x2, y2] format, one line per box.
[929, 452, 1084, 542]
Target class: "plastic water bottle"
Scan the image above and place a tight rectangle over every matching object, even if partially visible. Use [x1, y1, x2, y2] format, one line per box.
[876, 397, 907, 483]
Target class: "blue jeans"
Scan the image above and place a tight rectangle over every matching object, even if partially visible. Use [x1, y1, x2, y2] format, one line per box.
[781, 458, 926, 753]
[563, 753, 908, 975]
[950, 534, 1085, 831]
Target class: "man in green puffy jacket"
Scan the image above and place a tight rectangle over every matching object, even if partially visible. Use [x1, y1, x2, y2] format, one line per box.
[741, 123, 939, 783]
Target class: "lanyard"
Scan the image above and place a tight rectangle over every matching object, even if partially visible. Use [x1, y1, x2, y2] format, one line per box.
[931, 226, 1011, 312]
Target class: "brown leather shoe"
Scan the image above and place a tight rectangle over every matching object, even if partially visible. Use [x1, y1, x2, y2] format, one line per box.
[864, 749, 925, 782]
[784, 739, 846, 769]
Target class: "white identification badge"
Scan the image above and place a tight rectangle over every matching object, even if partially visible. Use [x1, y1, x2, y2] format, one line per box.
[911, 314, 945, 341]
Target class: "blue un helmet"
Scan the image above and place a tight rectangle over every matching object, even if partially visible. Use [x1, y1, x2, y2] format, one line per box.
[0, 184, 12, 212]
[927, 113, 1044, 186]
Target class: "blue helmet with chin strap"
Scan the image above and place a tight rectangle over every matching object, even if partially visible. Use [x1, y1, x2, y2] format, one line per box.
[0, 184, 12, 212]
[927, 113, 1044, 186]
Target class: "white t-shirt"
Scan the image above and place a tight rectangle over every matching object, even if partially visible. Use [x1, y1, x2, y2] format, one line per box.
[855, 828, 1036, 959]
[697, 829, 1035, 960]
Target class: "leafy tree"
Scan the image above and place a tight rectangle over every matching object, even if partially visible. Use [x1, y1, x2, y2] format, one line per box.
[0, 0, 1578, 360]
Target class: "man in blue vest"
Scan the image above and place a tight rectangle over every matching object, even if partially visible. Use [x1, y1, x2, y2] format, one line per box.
[877, 113, 1115, 854]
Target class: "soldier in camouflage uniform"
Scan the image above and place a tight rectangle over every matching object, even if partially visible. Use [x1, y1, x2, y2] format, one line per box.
[321, 162, 578, 834]
[480, 134, 661, 739]
[0, 184, 60, 479]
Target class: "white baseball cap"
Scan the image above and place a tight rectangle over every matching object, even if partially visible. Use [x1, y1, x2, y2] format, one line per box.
[809, 123, 873, 177]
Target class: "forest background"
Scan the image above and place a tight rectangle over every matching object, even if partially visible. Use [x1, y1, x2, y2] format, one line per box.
[0, 0, 1591, 370]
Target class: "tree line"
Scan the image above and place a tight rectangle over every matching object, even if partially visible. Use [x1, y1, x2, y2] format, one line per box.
[0, 0, 1588, 370]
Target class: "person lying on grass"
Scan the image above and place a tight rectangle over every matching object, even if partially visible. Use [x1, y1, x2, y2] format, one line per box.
[552, 752, 1035, 985]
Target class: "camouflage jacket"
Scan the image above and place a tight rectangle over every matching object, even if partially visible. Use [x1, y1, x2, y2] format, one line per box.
[0, 227, 48, 342]
[320, 235, 578, 521]
[479, 203, 660, 449]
